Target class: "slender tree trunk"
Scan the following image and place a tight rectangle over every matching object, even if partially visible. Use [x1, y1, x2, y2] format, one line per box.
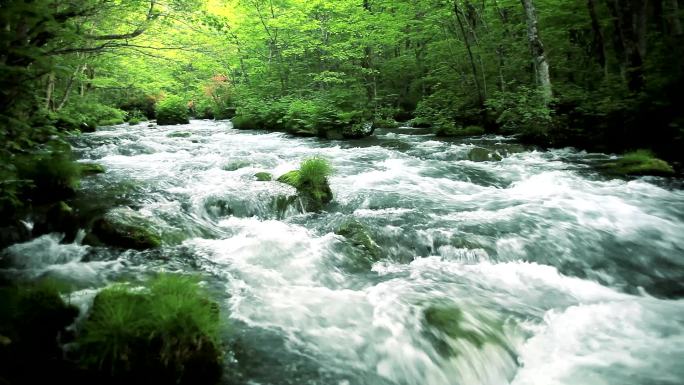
[45, 71, 55, 111]
[454, 1, 484, 106]
[57, 64, 83, 110]
[608, 0, 646, 91]
[493, 0, 509, 92]
[362, 0, 377, 105]
[521, 0, 552, 101]
[587, 0, 608, 74]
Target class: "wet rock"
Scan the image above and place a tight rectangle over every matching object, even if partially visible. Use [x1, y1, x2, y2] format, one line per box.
[467, 147, 503, 162]
[223, 159, 251, 171]
[0, 222, 31, 250]
[167, 131, 192, 138]
[276, 169, 333, 212]
[254, 172, 273, 181]
[342, 122, 374, 139]
[87, 207, 161, 250]
[80, 162, 106, 176]
[335, 219, 382, 270]
[422, 304, 511, 358]
[435, 125, 485, 137]
[33, 201, 80, 242]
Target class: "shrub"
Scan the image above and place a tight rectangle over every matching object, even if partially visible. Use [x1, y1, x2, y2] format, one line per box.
[14, 144, 81, 203]
[77, 274, 223, 385]
[486, 86, 553, 141]
[156, 95, 190, 125]
[53, 98, 126, 132]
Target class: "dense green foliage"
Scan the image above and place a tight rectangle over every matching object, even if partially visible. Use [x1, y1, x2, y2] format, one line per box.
[156, 95, 190, 125]
[77, 274, 223, 384]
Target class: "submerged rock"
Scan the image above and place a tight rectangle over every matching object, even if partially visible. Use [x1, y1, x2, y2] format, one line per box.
[223, 159, 251, 171]
[80, 162, 106, 176]
[254, 172, 273, 181]
[467, 147, 503, 162]
[167, 131, 192, 138]
[88, 207, 161, 250]
[335, 219, 382, 270]
[422, 304, 511, 358]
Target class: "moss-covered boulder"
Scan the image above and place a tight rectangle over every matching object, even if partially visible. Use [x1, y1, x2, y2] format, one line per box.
[167, 131, 192, 138]
[436, 125, 485, 137]
[422, 304, 509, 358]
[335, 219, 382, 270]
[467, 147, 503, 162]
[88, 207, 161, 250]
[77, 275, 223, 385]
[80, 162, 106, 176]
[33, 201, 80, 241]
[223, 159, 251, 171]
[276, 157, 333, 211]
[254, 172, 273, 181]
[0, 283, 79, 384]
[601, 149, 675, 176]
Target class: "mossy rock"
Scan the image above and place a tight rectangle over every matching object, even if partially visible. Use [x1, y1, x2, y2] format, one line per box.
[0, 284, 79, 384]
[77, 275, 223, 385]
[335, 219, 382, 270]
[88, 207, 161, 250]
[467, 147, 502, 162]
[223, 160, 251, 171]
[254, 172, 273, 181]
[373, 119, 400, 129]
[436, 125, 485, 137]
[80, 162, 106, 176]
[167, 131, 192, 138]
[601, 150, 675, 176]
[33, 201, 80, 241]
[422, 304, 508, 358]
[276, 170, 300, 187]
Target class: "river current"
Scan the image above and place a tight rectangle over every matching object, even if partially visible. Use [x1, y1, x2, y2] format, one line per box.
[4, 120, 684, 385]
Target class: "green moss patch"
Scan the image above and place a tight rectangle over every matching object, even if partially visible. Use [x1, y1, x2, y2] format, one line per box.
[276, 157, 333, 211]
[80, 162, 106, 175]
[88, 207, 161, 250]
[76, 274, 223, 385]
[602, 149, 675, 176]
[254, 172, 273, 181]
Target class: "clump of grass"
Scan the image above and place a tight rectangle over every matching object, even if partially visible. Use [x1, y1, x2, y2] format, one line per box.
[77, 274, 223, 384]
[276, 157, 333, 211]
[604, 149, 675, 176]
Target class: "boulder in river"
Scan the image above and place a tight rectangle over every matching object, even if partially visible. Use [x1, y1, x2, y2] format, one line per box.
[600, 150, 675, 176]
[80, 162, 106, 176]
[467, 147, 503, 162]
[88, 207, 161, 250]
[335, 219, 382, 269]
[422, 304, 512, 358]
[276, 158, 333, 212]
[254, 172, 273, 181]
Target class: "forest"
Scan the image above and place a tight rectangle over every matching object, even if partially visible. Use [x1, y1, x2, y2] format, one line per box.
[1, 0, 683, 385]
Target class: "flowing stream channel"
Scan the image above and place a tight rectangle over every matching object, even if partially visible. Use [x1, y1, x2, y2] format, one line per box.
[4, 120, 684, 385]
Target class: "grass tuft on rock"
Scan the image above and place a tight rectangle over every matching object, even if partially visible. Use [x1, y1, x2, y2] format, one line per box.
[77, 274, 223, 385]
[602, 149, 675, 176]
[276, 157, 333, 211]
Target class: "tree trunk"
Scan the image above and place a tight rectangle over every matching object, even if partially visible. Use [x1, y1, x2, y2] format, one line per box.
[587, 0, 608, 74]
[45, 71, 55, 111]
[57, 64, 83, 110]
[521, 0, 552, 101]
[607, 0, 646, 91]
[454, 1, 484, 106]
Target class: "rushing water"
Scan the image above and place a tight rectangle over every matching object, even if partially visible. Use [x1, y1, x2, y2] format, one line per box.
[4, 120, 684, 385]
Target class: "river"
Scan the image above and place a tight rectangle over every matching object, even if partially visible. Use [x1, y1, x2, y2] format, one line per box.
[4, 119, 684, 385]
